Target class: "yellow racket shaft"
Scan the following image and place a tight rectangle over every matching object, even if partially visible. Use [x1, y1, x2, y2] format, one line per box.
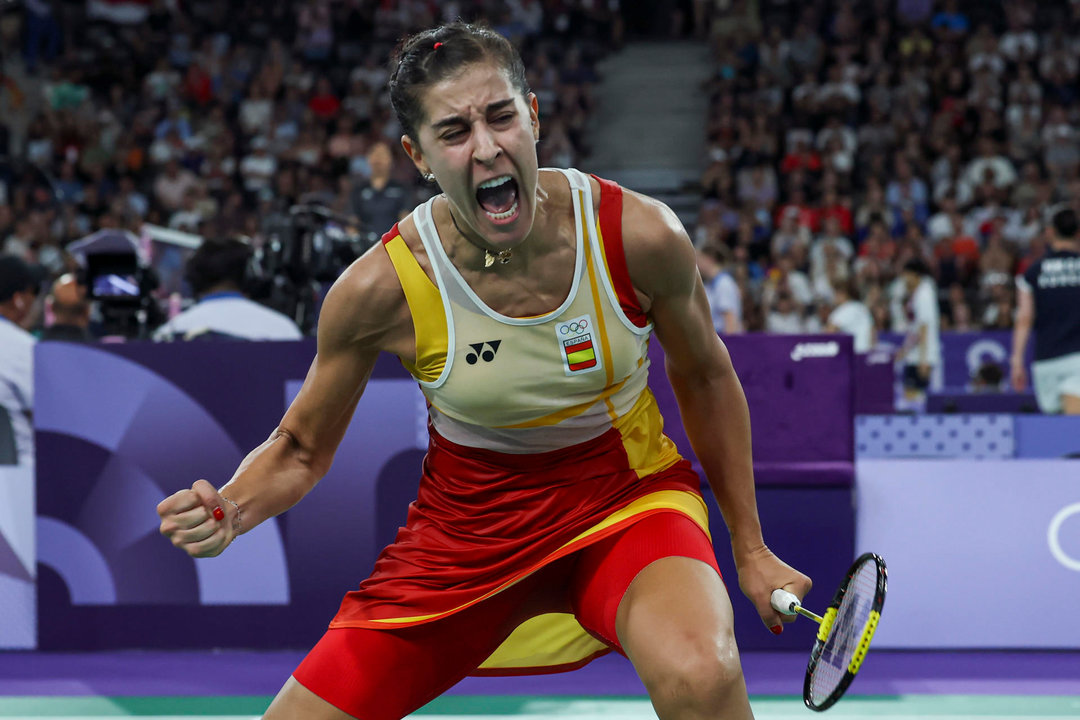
[770, 588, 824, 623]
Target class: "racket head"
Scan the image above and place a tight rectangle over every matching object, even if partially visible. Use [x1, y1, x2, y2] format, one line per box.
[802, 552, 887, 712]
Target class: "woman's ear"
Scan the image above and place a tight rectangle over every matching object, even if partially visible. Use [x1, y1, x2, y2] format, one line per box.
[401, 135, 429, 177]
[528, 93, 540, 142]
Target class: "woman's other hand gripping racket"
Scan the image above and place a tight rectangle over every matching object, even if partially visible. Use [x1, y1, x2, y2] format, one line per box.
[771, 553, 888, 712]
[735, 545, 814, 636]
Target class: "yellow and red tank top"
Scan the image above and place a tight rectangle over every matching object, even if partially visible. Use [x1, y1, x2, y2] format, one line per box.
[330, 169, 710, 674]
[387, 168, 673, 462]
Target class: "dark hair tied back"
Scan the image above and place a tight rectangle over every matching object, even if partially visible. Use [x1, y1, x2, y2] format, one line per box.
[389, 21, 530, 145]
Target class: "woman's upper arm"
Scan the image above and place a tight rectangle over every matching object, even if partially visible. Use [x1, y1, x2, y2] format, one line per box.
[277, 250, 407, 472]
[620, 190, 729, 378]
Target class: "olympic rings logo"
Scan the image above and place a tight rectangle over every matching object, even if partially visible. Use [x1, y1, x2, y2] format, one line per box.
[1048, 502, 1080, 572]
[559, 320, 588, 334]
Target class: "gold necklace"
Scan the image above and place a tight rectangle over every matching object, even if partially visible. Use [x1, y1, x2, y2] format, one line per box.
[447, 202, 512, 267]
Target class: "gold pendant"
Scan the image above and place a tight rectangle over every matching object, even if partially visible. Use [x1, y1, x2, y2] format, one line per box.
[484, 250, 512, 267]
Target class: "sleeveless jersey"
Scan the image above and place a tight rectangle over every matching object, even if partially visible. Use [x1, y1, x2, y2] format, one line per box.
[383, 167, 680, 472]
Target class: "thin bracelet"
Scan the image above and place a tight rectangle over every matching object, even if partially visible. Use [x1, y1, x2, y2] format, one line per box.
[220, 495, 243, 536]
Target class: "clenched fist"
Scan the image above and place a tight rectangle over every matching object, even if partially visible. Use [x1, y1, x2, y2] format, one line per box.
[157, 479, 237, 558]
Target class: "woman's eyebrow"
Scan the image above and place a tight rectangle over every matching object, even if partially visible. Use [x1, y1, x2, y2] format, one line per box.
[431, 99, 515, 130]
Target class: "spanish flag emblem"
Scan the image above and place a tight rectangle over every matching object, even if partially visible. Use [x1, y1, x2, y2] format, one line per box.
[557, 314, 601, 375]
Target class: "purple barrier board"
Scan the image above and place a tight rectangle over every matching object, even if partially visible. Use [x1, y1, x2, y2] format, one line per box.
[648, 334, 854, 469]
[854, 349, 895, 415]
[35, 338, 853, 652]
[879, 330, 1035, 391]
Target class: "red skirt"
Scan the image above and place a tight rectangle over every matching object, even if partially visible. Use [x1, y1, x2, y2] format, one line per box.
[330, 425, 704, 630]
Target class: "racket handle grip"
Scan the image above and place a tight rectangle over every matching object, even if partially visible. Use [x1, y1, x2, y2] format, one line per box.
[771, 588, 801, 615]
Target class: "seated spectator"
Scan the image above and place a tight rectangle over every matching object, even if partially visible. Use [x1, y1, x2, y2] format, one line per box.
[765, 290, 806, 334]
[770, 209, 810, 260]
[763, 253, 813, 310]
[774, 187, 818, 233]
[168, 187, 204, 232]
[780, 137, 822, 175]
[153, 158, 200, 214]
[239, 136, 279, 194]
[999, 13, 1038, 65]
[963, 136, 1017, 191]
[736, 163, 779, 213]
[153, 238, 303, 342]
[931, 0, 969, 43]
[810, 216, 855, 284]
[886, 156, 929, 223]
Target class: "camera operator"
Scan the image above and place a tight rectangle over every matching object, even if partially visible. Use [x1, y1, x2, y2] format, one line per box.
[1012, 206, 1080, 414]
[41, 273, 93, 342]
[153, 237, 303, 342]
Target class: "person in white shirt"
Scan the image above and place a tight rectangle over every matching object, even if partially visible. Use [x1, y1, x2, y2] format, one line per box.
[896, 258, 942, 393]
[695, 245, 743, 334]
[765, 290, 806, 334]
[963, 136, 1017, 191]
[825, 278, 875, 353]
[0, 255, 39, 466]
[153, 238, 303, 342]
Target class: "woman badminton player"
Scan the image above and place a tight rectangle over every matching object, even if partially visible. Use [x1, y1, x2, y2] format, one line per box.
[157, 22, 812, 720]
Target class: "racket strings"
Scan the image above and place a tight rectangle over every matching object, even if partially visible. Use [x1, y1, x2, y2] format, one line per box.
[808, 560, 878, 705]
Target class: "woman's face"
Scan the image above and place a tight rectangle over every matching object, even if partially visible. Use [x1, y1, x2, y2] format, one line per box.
[403, 62, 540, 251]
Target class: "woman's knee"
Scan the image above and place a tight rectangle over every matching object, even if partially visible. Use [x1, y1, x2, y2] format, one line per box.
[640, 637, 745, 711]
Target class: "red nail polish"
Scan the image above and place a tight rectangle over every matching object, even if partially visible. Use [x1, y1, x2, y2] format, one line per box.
[213, 506, 225, 521]
[770, 625, 783, 635]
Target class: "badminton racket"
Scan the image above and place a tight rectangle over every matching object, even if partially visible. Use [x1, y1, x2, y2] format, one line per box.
[770, 552, 888, 712]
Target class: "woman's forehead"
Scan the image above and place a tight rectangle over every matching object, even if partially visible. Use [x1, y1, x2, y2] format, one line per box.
[421, 63, 520, 121]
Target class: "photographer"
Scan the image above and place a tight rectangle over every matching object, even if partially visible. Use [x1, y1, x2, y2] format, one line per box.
[153, 237, 302, 342]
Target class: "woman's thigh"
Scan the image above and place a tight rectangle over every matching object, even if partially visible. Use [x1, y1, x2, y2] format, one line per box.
[269, 579, 538, 720]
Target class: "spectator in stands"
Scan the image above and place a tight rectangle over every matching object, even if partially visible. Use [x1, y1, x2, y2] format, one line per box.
[153, 238, 302, 342]
[0, 255, 39, 466]
[1012, 206, 1080, 414]
[350, 141, 413, 253]
[696, 244, 743, 334]
[41, 273, 93, 342]
[826, 277, 875, 353]
[765, 289, 805, 334]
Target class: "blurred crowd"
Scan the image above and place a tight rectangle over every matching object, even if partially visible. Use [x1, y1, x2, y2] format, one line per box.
[0, 0, 617, 290]
[693, 0, 1080, 338]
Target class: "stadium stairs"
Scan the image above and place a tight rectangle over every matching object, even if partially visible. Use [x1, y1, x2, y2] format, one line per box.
[585, 40, 713, 229]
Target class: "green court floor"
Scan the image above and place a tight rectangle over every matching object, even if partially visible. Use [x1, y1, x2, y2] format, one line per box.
[1, 696, 1079, 719]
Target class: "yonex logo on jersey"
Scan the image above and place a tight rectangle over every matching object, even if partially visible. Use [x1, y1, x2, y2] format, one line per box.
[466, 340, 501, 364]
[557, 314, 601, 375]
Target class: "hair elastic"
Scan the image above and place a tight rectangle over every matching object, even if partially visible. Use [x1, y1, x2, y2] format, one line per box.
[433, 42, 443, 50]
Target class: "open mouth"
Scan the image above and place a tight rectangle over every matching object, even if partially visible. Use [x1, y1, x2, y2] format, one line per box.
[475, 175, 520, 223]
